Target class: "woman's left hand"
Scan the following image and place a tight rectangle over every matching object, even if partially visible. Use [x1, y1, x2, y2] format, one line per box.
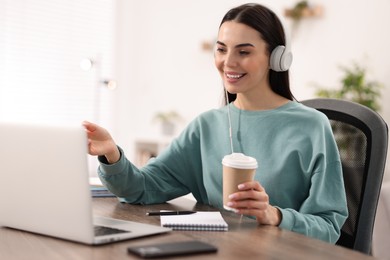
[226, 181, 282, 226]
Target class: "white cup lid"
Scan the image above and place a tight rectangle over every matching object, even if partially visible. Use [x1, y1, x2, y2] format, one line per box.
[222, 153, 258, 169]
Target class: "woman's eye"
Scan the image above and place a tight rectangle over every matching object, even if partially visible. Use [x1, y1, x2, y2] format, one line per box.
[239, 50, 250, 55]
[216, 47, 226, 53]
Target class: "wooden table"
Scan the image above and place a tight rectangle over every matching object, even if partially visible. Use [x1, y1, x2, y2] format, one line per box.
[0, 197, 376, 260]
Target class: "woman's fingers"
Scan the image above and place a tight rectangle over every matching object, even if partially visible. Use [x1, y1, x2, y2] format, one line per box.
[238, 181, 264, 192]
[227, 181, 269, 210]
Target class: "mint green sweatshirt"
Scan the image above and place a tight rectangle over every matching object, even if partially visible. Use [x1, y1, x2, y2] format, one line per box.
[98, 101, 348, 243]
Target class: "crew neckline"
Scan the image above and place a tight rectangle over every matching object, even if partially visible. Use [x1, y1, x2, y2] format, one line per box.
[228, 100, 297, 116]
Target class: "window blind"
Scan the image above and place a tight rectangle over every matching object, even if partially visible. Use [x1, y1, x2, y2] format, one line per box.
[0, 0, 115, 126]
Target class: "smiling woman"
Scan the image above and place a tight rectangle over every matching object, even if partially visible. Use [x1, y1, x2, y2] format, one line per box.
[0, 0, 115, 126]
[83, 3, 348, 245]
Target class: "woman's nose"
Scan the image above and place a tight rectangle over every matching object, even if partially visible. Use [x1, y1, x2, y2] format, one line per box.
[224, 52, 237, 67]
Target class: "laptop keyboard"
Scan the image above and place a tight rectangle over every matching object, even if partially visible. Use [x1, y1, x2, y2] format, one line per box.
[94, 225, 131, 236]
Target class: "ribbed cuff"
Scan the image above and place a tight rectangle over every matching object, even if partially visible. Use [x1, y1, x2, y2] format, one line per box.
[276, 207, 295, 231]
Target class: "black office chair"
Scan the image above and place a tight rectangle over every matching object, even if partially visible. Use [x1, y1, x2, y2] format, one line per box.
[301, 98, 388, 255]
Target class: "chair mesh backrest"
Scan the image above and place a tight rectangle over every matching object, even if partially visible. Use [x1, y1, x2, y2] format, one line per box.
[330, 120, 368, 244]
[302, 98, 388, 255]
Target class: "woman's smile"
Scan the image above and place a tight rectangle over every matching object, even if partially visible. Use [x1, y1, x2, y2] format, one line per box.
[225, 72, 246, 82]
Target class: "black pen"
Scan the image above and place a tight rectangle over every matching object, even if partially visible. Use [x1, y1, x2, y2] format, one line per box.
[146, 210, 196, 216]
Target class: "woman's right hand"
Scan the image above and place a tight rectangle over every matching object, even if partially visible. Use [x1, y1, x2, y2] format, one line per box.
[82, 121, 120, 164]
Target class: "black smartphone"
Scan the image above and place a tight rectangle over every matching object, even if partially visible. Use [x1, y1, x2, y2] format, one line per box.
[127, 240, 218, 258]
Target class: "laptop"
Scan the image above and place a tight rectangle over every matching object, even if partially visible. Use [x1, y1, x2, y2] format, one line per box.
[0, 122, 171, 245]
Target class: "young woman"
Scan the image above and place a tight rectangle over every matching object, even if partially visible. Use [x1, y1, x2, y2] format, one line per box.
[83, 3, 348, 243]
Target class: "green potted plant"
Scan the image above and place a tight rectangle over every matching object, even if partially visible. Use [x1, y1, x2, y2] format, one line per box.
[153, 110, 183, 136]
[315, 62, 382, 112]
[287, 1, 310, 21]
[284, 1, 323, 25]
[315, 62, 383, 162]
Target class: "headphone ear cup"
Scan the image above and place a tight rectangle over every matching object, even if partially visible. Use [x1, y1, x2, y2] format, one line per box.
[270, 45, 293, 72]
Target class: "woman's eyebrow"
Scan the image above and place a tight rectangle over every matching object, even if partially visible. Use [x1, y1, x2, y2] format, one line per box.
[216, 41, 255, 48]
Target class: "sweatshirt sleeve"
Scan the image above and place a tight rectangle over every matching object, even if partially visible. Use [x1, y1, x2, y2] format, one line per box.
[277, 160, 348, 243]
[97, 118, 208, 205]
[276, 109, 348, 244]
[274, 105, 348, 244]
[97, 145, 191, 204]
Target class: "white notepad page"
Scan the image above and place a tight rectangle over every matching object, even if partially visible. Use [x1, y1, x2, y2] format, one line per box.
[160, 211, 228, 231]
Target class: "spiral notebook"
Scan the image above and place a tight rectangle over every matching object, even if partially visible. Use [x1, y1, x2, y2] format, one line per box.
[160, 211, 228, 231]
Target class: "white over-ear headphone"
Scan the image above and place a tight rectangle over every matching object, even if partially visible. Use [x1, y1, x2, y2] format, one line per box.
[270, 45, 293, 72]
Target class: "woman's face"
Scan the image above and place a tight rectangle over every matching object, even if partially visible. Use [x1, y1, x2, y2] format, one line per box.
[215, 21, 270, 96]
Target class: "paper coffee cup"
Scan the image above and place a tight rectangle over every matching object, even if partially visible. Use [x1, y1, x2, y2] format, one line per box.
[222, 153, 258, 211]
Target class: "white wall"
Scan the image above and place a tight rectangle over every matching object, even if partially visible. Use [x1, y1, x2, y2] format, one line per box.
[112, 0, 390, 181]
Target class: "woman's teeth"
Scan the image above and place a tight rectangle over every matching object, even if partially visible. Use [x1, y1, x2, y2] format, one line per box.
[226, 73, 244, 79]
